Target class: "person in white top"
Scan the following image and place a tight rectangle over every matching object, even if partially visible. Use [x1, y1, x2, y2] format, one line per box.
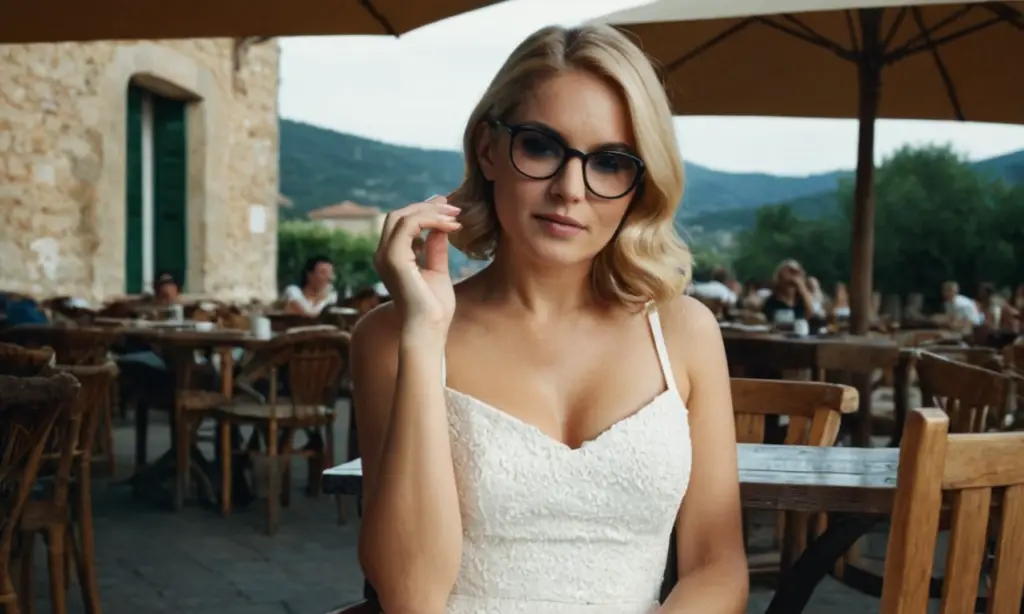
[281, 256, 338, 316]
[351, 24, 746, 614]
[688, 266, 738, 306]
[941, 281, 984, 328]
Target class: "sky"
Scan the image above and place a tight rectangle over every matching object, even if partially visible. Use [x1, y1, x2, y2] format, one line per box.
[277, 0, 1024, 177]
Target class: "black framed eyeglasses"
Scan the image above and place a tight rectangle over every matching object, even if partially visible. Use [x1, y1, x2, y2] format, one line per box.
[489, 120, 645, 200]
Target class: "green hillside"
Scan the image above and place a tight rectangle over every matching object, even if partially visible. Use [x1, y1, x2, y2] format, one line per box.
[279, 118, 1024, 234]
[279, 118, 848, 218]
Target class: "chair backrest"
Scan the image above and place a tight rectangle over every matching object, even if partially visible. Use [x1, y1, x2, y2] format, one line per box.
[0, 341, 55, 377]
[56, 362, 119, 462]
[731, 377, 858, 446]
[1, 325, 114, 365]
[915, 350, 1007, 433]
[0, 372, 80, 572]
[882, 408, 1024, 614]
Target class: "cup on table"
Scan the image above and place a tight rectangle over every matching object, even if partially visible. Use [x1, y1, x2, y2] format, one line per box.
[194, 321, 215, 332]
[793, 318, 810, 337]
[251, 316, 272, 340]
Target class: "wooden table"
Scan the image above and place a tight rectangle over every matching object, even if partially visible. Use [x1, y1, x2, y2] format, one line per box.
[323, 444, 901, 614]
[120, 328, 273, 509]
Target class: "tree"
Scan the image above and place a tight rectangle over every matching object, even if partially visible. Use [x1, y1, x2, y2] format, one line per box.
[277, 222, 379, 293]
[732, 144, 1022, 303]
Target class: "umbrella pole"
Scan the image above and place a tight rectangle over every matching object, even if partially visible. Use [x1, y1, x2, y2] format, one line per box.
[848, 9, 884, 336]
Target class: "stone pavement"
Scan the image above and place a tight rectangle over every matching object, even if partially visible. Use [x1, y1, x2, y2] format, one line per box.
[27, 403, 886, 614]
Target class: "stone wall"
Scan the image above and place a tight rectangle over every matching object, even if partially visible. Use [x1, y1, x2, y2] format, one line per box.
[0, 38, 280, 302]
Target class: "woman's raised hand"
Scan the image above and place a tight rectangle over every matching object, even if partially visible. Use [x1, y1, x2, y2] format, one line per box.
[374, 195, 461, 335]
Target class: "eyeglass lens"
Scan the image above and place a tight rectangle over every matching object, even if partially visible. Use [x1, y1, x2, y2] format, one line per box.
[509, 128, 640, 199]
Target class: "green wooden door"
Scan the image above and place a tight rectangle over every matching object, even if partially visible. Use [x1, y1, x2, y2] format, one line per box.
[124, 86, 144, 294]
[152, 97, 188, 290]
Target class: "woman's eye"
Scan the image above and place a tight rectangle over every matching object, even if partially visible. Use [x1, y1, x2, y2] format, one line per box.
[591, 153, 628, 173]
[521, 135, 561, 157]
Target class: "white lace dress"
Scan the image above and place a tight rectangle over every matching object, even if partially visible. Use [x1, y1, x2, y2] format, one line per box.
[441, 310, 692, 613]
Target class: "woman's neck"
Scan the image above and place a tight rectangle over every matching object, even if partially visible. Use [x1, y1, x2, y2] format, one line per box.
[482, 246, 596, 319]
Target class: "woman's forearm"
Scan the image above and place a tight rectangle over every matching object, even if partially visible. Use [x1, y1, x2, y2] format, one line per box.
[658, 555, 749, 614]
[358, 332, 462, 612]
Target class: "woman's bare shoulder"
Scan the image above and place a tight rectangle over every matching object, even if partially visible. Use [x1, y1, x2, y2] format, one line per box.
[657, 294, 723, 345]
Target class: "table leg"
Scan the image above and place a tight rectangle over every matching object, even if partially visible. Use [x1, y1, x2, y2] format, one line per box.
[889, 355, 913, 447]
[765, 514, 881, 614]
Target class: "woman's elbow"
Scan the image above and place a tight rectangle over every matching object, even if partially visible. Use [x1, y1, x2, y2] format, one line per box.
[357, 533, 458, 614]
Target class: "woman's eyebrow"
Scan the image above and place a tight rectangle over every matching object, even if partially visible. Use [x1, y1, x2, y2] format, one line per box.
[518, 121, 637, 154]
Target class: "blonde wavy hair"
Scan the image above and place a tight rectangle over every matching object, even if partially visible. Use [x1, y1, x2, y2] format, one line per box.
[449, 24, 691, 307]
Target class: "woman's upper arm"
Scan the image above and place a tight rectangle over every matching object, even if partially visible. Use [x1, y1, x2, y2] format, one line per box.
[350, 303, 401, 508]
[667, 297, 744, 572]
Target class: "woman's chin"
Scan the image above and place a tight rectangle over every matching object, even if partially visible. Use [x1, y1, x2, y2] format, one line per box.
[518, 238, 600, 269]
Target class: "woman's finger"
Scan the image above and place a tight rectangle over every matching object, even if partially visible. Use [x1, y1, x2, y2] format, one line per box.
[422, 229, 450, 275]
[391, 212, 461, 244]
[380, 200, 459, 247]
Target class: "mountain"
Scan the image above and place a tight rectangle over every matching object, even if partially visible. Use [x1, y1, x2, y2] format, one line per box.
[279, 118, 1024, 233]
[279, 118, 849, 219]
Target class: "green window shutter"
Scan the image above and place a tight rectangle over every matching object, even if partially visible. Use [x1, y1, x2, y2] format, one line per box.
[152, 96, 188, 291]
[124, 85, 144, 294]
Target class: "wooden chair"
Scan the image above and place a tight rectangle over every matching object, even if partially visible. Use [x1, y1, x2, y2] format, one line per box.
[16, 363, 115, 614]
[0, 371, 80, 614]
[0, 327, 119, 475]
[0, 343, 55, 377]
[731, 377, 858, 574]
[1003, 341, 1022, 421]
[916, 350, 1008, 434]
[216, 327, 350, 534]
[880, 407, 1024, 614]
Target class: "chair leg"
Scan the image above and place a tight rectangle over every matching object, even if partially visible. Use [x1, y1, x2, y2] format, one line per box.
[101, 396, 116, 478]
[17, 535, 33, 614]
[281, 429, 294, 509]
[265, 422, 280, 536]
[45, 526, 68, 614]
[173, 412, 189, 511]
[73, 467, 103, 614]
[3, 571, 24, 614]
[219, 420, 233, 517]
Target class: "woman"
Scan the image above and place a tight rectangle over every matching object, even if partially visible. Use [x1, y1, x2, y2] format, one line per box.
[831, 282, 851, 320]
[351, 25, 747, 614]
[281, 255, 338, 316]
[761, 259, 815, 326]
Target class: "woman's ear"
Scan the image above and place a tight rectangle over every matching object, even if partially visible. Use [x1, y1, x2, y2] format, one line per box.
[475, 123, 498, 181]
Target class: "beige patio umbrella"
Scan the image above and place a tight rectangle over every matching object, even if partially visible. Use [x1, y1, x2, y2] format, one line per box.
[2, 0, 506, 43]
[598, 0, 1024, 334]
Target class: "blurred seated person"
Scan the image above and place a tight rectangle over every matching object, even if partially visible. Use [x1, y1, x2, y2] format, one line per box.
[282, 255, 338, 316]
[153, 271, 181, 304]
[1, 293, 48, 327]
[762, 259, 815, 326]
[940, 280, 983, 330]
[739, 279, 766, 311]
[975, 282, 1014, 329]
[689, 266, 738, 307]
[806, 276, 826, 318]
[830, 282, 851, 320]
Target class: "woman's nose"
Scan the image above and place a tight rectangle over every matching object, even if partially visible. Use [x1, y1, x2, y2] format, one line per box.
[552, 157, 587, 202]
